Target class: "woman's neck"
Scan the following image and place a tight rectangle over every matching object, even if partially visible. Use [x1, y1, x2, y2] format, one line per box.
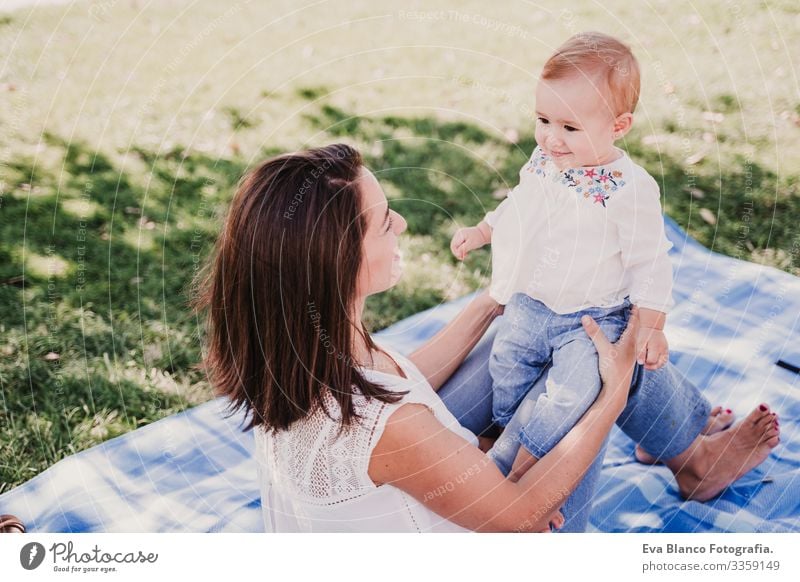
[351, 295, 371, 366]
[350, 295, 406, 378]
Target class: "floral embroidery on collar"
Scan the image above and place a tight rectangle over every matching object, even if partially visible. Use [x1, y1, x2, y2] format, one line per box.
[525, 148, 626, 207]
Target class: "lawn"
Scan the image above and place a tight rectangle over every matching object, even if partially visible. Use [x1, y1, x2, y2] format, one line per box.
[0, 0, 798, 491]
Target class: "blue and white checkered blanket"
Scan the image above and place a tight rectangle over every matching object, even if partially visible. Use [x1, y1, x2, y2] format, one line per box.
[2, 218, 798, 532]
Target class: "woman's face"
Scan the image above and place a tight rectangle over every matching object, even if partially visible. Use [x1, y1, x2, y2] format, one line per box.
[355, 166, 407, 298]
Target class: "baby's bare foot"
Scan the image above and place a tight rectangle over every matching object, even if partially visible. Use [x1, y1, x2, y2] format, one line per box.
[668, 404, 780, 502]
[635, 405, 736, 465]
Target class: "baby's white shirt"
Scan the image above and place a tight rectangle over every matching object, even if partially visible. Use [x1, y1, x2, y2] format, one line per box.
[484, 146, 674, 314]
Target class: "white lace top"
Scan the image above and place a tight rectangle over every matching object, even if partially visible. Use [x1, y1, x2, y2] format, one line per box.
[253, 343, 479, 532]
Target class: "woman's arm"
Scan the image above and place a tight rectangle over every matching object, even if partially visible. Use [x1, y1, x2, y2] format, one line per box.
[370, 310, 639, 532]
[408, 291, 503, 391]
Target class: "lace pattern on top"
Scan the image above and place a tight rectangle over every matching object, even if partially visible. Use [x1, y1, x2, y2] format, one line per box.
[262, 389, 397, 506]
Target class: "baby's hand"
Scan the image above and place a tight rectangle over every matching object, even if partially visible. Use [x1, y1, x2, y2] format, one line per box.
[636, 327, 669, 370]
[450, 223, 491, 261]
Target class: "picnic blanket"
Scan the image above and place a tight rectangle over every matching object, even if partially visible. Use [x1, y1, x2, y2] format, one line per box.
[1, 217, 798, 533]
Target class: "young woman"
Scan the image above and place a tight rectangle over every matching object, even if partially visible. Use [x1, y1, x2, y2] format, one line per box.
[194, 144, 779, 532]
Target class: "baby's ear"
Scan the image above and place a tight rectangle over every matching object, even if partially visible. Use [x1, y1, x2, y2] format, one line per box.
[612, 112, 634, 139]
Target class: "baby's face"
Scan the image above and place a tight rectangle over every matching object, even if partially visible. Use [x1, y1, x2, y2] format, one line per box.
[534, 75, 623, 170]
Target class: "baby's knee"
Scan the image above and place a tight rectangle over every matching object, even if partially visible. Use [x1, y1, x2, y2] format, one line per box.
[548, 342, 604, 399]
[543, 375, 600, 411]
[558, 337, 602, 370]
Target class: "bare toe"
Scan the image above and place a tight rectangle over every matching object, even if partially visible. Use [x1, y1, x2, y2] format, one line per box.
[756, 412, 776, 429]
[703, 406, 735, 435]
[745, 404, 771, 425]
[701, 406, 722, 434]
[762, 424, 780, 442]
[550, 511, 565, 530]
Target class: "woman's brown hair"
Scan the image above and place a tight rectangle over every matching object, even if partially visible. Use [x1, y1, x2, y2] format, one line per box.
[193, 144, 404, 432]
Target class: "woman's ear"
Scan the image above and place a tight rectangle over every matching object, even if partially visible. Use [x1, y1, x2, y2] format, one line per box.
[612, 112, 633, 139]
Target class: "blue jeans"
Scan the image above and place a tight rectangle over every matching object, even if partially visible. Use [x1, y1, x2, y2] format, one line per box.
[437, 317, 710, 532]
[490, 294, 630, 464]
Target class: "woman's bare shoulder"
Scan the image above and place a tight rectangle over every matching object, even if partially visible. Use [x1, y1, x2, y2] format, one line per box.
[367, 402, 522, 532]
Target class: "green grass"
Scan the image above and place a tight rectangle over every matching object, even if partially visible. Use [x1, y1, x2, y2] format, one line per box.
[1, 0, 798, 491]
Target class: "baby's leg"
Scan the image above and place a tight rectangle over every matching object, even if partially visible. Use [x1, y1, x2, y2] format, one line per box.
[488, 293, 552, 428]
[486, 295, 552, 475]
[489, 293, 554, 426]
[488, 390, 543, 476]
[515, 336, 604, 460]
[516, 316, 627, 465]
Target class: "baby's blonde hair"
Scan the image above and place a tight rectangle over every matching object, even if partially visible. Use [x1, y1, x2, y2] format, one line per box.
[542, 32, 640, 116]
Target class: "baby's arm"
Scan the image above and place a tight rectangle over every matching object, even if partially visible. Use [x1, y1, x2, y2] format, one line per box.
[452, 150, 541, 261]
[637, 308, 668, 370]
[451, 221, 492, 261]
[611, 173, 674, 370]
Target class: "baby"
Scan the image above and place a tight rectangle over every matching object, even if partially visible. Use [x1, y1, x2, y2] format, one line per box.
[451, 32, 674, 478]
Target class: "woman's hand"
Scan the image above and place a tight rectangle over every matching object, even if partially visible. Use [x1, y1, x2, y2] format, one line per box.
[581, 306, 640, 411]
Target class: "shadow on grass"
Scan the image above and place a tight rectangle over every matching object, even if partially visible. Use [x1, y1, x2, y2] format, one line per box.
[1, 97, 796, 491]
[0, 136, 246, 491]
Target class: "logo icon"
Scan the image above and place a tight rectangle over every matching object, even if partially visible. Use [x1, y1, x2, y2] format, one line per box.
[20, 542, 46, 570]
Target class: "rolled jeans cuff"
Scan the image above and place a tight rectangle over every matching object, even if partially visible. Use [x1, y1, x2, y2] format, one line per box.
[618, 363, 711, 461]
[517, 428, 550, 460]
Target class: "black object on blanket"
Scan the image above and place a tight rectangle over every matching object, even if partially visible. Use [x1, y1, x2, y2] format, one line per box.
[776, 359, 800, 375]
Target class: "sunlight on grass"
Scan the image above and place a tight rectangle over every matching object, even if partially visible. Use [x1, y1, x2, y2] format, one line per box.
[10, 184, 55, 200]
[25, 251, 71, 278]
[121, 227, 156, 252]
[397, 235, 486, 302]
[61, 198, 102, 219]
